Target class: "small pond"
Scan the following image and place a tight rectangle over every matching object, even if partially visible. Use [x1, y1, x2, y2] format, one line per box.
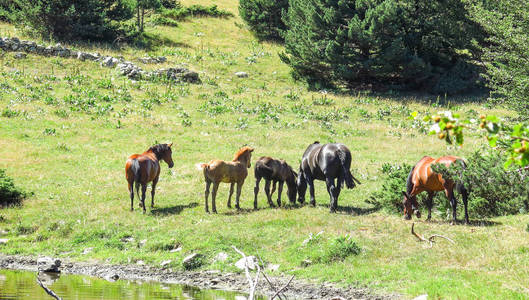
[0, 269, 266, 300]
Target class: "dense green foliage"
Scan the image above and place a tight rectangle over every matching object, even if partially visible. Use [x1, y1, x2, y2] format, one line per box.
[239, 0, 288, 41]
[467, 0, 529, 116]
[0, 169, 27, 207]
[432, 151, 529, 217]
[10, 0, 134, 41]
[369, 151, 529, 218]
[281, 0, 485, 92]
[154, 4, 232, 26]
[367, 163, 412, 214]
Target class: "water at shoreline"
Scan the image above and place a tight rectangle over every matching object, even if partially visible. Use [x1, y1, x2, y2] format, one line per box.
[0, 269, 266, 300]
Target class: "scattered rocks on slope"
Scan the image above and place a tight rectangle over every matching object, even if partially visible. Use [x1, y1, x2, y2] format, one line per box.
[235, 256, 257, 270]
[37, 257, 61, 273]
[0, 36, 200, 83]
[235, 71, 248, 78]
[214, 252, 228, 262]
[0, 239, 8, 245]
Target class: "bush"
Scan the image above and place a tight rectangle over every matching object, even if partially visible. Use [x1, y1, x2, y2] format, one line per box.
[280, 0, 486, 92]
[367, 163, 413, 214]
[0, 169, 27, 207]
[317, 235, 361, 263]
[369, 151, 529, 219]
[160, 4, 232, 21]
[11, 0, 134, 41]
[433, 150, 529, 218]
[239, 0, 288, 41]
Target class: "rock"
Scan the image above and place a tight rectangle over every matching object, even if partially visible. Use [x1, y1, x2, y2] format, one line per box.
[101, 56, 119, 68]
[214, 252, 228, 262]
[0, 238, 8, 244]
[120, 237, 135, 243]
[235, 71, 248, 78]
[136, 260, 145, 266]
[412, 295, 428, 300]
[160, 260, 172, 268]
[37, 257, 61, 273]
[13, 52, 27, 59]
[169, 246, 182, 253]
[139, 239, 147, 247]
[235, 296, 247, 300]
[210, 277, 221, 285]
[235, 256, 257, 270]
[182, 253, 204, 270]
[138, 56, 167, 64]
[104, 273, 119, 282]
[82, 247, 93, 255]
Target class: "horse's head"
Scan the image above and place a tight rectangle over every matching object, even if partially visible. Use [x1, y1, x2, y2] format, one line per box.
[286, 168, 298, 203]
[234, 146, 254, 168]
[296, 168, 307, 203]
[402, 191, 421, 220]
[151, 143, 174, 168]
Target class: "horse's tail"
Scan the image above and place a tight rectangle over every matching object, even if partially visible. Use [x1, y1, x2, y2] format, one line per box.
[130, 159, 141, 199]
[337, 149, 361, 189]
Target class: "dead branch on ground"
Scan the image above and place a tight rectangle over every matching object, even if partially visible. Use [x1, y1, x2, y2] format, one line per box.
[36, 274, 62, 300]
[411, 223, 455, 248]
[232, 245, 261, 300]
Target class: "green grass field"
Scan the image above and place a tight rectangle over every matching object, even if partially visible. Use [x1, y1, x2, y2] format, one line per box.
[0, 1, 528, 298]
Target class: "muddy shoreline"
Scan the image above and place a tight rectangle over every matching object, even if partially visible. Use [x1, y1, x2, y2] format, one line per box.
[0, 254, 396, 299]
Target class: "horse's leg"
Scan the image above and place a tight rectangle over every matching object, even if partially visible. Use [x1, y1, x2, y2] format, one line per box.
[253, 176, 261, 210]
[204, 179, 211, 213]
[271, 181, 277, 197]
[305, 174, 316, 206]
[277, 181, 284, 207]
[151, 176, 158, 208]
[325, 176, 337, 213]
[264, 180, 274, 207]
[426, 191, 434, 221]
[227, 182, 234, 208]
[141, 183, 147, 214]
[445, 188, 457, 225]
[235, 181, 243, 210]
[211, 182, 220, 214]
[297, 172, 307, 204]
[128, 182, 134, 211]
[459, 184, 470, 224]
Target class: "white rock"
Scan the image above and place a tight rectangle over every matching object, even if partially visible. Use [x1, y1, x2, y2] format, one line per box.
[0, 239, 8, 244]
[235, 71, 248, 78]
[266, 263, 280, 272]
[160, 260, 172, 267]
[235, 256, 257, 270]
[82, 247, 93, 255]
[412, 295, 428, 300]
[37, 257, 61, 273]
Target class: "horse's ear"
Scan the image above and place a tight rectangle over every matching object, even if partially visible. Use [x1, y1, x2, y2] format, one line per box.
[249, 147, 254, 152]
[168, 142, 173, 148]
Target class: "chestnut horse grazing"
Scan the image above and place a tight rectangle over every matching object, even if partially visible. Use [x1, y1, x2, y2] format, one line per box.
[297, 142, 361, 212]
[253, 157, 297, 209]
[197, 146, 254, 213]
[402, 156, 469, 224]
[125, 143, 174, 213]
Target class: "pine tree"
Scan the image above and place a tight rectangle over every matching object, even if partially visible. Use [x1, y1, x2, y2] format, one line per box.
[281, 0, 485, 92]
[239, 0, 289, 41]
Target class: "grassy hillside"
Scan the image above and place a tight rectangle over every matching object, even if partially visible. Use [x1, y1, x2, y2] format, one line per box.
[0, 1, 528, 298]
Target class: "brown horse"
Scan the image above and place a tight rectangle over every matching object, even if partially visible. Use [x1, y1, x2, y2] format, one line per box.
[125, 143, 174, 213]
[402, 155, 469, 224]
[253, 156, 297, 209]
[197, 146, 254, 213]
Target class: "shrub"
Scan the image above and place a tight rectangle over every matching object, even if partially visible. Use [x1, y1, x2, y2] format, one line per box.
[239, 0, 288, 41]
[11, 0, 134, 41]
[317, 235, 361, 263]
[280, 0, 486, 92]
[0, 169, 27, 207]
[369, 151, 529, 219]
[160, 4, 232, 21]
[367, 163, 413, 214]
[432, 150, 529, 218]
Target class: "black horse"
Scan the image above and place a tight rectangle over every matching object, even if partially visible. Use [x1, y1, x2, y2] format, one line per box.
[297, 142, 361, 212]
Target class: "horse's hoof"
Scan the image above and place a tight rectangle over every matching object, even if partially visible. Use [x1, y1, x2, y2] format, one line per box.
[213, 210, 217, 214]
[310, 202, 316, 207]
[227, 205, 232, 209]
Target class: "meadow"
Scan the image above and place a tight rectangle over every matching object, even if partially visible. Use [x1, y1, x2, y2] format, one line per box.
[0, 0, 528, 298]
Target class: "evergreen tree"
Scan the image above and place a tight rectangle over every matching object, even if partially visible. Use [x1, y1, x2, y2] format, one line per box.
[239, 0, 288, 41]
[281, 0, 485, 92]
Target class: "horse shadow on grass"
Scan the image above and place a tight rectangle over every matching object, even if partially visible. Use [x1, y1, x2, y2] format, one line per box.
[316, 203, 379, 216]
[151, 202, 198, 216]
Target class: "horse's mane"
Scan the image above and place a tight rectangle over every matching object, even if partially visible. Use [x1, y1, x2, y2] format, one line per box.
[406, 165, 415, 195]
[148, 144, 170, 159]
[233, 146, 253, 161]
